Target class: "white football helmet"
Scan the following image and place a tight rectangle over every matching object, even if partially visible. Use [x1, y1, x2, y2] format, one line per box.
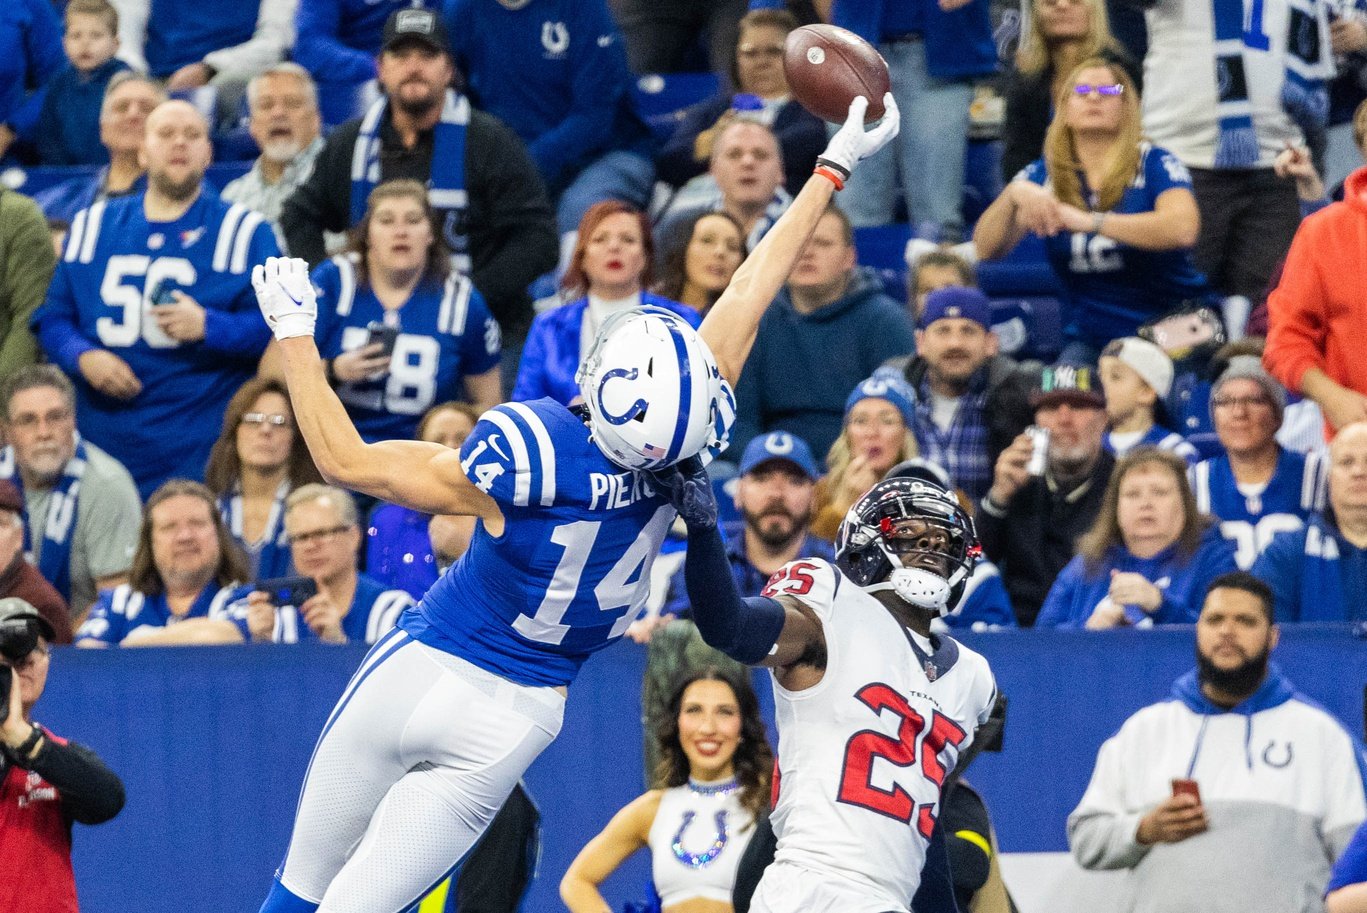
[576, 306, 735, 472]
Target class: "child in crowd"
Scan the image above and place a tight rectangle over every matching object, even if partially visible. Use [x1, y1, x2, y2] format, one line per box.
[34, 0, 128, 166]
[1098, 336, 1196, 462]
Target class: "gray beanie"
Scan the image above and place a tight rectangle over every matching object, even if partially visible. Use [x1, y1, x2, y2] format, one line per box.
[1211, 355, 1286, 425]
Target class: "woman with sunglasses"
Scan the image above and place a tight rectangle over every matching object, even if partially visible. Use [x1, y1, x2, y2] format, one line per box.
[204, 377, 322, 579]
[975, 59, 1208, 363]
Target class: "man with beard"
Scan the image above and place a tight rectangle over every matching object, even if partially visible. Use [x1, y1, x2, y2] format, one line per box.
[1252, 421, 1367, 622]
[280, 7, 557, 375]
[0, 366, 140, 622]
[1068, 571, 1367, 913]
[883, 286, 1038, 501]
[221, 64, 324, 231]
[31, 99, 279, 499]
[636, 431, 832, 780]
[976, 364, 1112, 625]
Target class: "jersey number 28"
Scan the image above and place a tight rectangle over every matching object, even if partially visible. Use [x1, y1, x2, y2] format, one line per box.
[837, 683, 966, 837]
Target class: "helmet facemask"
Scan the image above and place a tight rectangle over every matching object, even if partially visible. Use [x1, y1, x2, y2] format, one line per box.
[836, 479, 981, 616]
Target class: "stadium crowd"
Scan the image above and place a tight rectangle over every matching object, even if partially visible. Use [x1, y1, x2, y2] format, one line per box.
[2, 0, 1367, 910]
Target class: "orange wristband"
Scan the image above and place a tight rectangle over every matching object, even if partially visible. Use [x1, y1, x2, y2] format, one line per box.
[814, 165, 845, 191]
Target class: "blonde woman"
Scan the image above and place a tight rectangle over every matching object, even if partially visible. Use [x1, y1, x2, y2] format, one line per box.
[976, 59, 1206, 363]
[810, 376, 919, 541]
[1036, 448, 1237, 629]
[1001, 0, 1137, 179]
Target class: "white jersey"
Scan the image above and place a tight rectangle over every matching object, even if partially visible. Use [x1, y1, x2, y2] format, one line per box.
[753, 559, 997, 913]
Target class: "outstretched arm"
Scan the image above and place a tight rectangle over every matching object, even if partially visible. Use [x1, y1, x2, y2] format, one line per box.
[254, 258, 500, 519]
[700, 94, 900, 386]
[653, 457, 822, 666]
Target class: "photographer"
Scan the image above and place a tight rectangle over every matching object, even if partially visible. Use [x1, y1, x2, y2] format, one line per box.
[0, 597, 125, 913]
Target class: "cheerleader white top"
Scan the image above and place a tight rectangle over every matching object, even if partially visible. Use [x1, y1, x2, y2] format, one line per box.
[648, 778, 756, 907]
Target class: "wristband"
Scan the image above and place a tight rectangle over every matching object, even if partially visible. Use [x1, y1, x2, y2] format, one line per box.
[814, 165, 845, 191]
[815, 156, 851, 181]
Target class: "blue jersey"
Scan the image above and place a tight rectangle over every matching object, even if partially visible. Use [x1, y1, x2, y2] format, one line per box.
[313, 255, 501, 443]
[219, 574, 414, 644]
[1251, 516, 1367, 623]
[1191, 447, 1326, 569]
[143, 0, 259, 77]
[398, 398, 679, 687]
[32, 190, 278, 498]
[75, 582, 235, 645]
[1019, 144, 1209, 348]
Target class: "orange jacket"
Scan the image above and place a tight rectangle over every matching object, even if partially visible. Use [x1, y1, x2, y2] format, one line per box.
[1265, 166, 1367, 408]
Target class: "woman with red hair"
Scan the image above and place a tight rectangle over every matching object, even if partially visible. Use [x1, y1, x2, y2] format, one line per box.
[512, 201, 699, 405]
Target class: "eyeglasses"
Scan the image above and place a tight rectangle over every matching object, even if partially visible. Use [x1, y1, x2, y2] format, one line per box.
[1073, 84, 1124, 97]
[289, 525, 351, 546]
[1212, 395, 1272, 411]
[241, 412, 291, 428]
[8, 409, 73, 430]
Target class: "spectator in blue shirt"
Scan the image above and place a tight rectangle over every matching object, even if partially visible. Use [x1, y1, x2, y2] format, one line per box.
[656, 9, 826, 196]
[32, 0, 130, 167]
[730, 203, 916, 459]
[1038, 447, 1238, 628]
[513, 200, 698, 405]
[975, 59, 1207, 362]
[33, 71, 160, 224]
[1327, 820, 1367, 912]
[1252, 422, 1367, 624]
[445, 0, 656, 237]
[0, 0, 65, 164]
[830, 0, 996, 242]
[111, 0, 293, 94]
[294, 0, 438, 126]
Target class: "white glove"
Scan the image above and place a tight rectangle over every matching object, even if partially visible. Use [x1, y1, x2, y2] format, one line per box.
[818, 93, 900, 179]
[251, 256, 317, 341]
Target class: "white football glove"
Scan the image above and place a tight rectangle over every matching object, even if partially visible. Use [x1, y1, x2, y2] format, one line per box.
[251, 256, 317, 341]
[818, 93, 900, 179]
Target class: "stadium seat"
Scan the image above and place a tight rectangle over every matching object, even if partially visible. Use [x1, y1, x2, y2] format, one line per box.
[989, 296, 1064, 361]
[962, 139, 1004, 226]
[853, 223, 913, 301]
[976, 233, 1065, 298]
[632, 73, 722, 141]
[2, 163, 251, 197]
[1183, 432, 1225, 461]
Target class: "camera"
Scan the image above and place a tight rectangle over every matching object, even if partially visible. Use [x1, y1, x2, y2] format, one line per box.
[0, 618, 40, 722]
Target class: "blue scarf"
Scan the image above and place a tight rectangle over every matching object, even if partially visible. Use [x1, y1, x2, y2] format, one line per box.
[1213, 0, 1331, 167]
[0, 436, 87, 601]
[218, 479, 292, 581]
[351, 89, 470, 272]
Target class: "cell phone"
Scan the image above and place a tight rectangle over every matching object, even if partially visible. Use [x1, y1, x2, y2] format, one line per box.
[365, 321, 400, 359]
[148, 278, 179, 306]
[255, 575, 318, 608]
[1171, 778, 1201, 803]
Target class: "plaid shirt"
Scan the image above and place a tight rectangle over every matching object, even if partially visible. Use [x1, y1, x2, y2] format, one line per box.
[911, 370, 993, 500]
[220, 137, 324, 228]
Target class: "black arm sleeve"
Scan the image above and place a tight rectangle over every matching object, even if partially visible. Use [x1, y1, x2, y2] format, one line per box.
[17, 736, 125, 825]
[465, 114, 558, 330]
[942, 785, 993, 899]
[683, 522, 787, 665]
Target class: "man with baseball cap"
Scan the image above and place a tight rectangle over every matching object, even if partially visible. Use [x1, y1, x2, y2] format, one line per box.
[281, 6, 558, 379]
[977, 364, 1113, 625]
[636, 431, 834, 777]
[1193, 356, 1325, 569]
[0, 596, 124, 913]
[883, 286, 1039, 501]
[0, 482, 70, 645]
[1099, 337, 1197, 462]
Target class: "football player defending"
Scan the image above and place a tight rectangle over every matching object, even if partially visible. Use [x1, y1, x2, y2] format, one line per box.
[655, 463, 998, 913]
[249, 94, 898, 913]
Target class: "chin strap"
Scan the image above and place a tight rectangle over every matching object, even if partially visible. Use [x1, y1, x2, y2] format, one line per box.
[861, 539, 970, 616]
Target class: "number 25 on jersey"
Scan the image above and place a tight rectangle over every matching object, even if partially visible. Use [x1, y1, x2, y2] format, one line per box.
[837, 683, 966, 838]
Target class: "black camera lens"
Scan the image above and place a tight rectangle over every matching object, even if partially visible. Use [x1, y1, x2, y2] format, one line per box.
[0, 619, 39, 663]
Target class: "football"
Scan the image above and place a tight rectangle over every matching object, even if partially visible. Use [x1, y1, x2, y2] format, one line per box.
[783, 24, 890, 124]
